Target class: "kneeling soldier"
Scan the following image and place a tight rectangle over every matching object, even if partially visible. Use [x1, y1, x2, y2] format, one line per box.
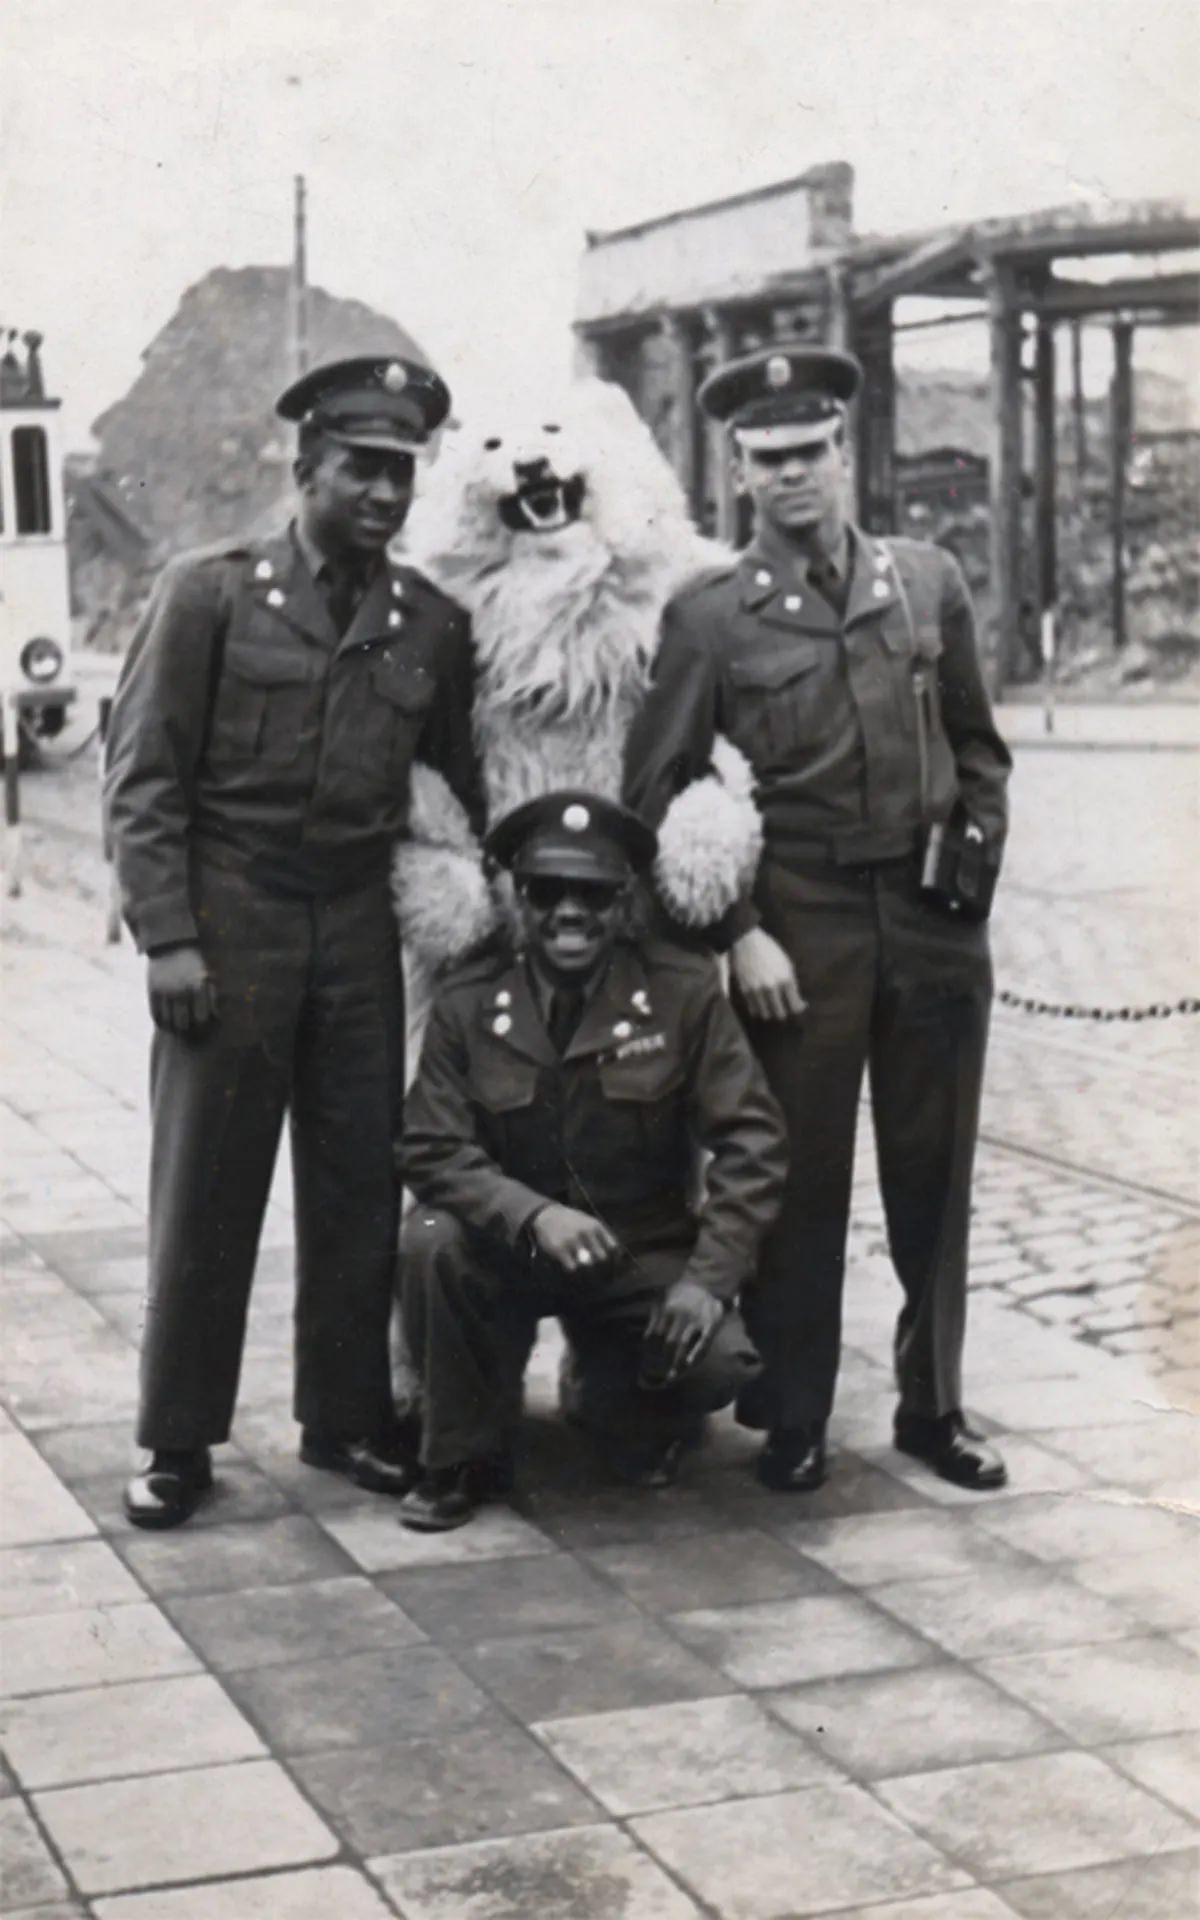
[398, 791, 787, 1530]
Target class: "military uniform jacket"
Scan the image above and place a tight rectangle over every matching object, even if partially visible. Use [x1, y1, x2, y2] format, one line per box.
[401, 939, 787, 1301]
[104, 527, 482, 953]
[624, 528, 1011, 922]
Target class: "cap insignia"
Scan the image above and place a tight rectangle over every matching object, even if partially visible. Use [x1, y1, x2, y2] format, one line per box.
[562, 804, 590, 833]
[382, 362, 408, 393]
[766, 355, 792, 390]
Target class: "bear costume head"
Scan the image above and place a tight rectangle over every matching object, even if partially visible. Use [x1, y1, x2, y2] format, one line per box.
[394, 378, 760, 976]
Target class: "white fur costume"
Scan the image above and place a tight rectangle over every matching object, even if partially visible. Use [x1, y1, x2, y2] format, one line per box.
[391, 379, 761, 977]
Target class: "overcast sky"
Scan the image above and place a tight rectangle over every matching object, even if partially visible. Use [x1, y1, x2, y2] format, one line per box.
[4, 0, 1197, 447]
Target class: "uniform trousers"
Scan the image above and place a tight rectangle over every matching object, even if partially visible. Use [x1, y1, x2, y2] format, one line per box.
[402, 1209, 761, 1470]
[137, 859, 404, 1450]
[736, 852, 992, 1433]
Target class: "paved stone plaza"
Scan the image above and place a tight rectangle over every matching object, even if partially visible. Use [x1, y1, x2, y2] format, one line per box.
[1, 715, 1198, 1917]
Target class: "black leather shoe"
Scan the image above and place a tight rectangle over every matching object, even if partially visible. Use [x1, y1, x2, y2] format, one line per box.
[756, 1426, 828, 1493]
[894, 1410, 1008, 1490]
[299, 1431, 418, 1497]
[123, 1449, 213, 1529]
[399, 1456, 514, 1533]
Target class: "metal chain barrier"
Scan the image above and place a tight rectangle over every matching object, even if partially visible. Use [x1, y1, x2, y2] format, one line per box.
[997, 989, 1200, 1022]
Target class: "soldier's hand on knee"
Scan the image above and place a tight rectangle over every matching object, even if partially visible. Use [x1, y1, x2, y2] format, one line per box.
[647, 1280, 724, 1378]
[731, 928, 806, 1023]
[531, 1204, 618, 1275]
[147, 944, 218, 1036]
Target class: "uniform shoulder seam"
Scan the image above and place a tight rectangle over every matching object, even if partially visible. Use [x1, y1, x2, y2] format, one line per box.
[666, 563, 737, 611]
[641, 937, 720, 981]
[438, 947, 514, 995]
[394, 562, 466, 614]
[175, 537, 255, 569]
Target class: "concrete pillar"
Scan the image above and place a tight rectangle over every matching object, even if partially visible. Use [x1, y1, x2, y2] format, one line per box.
[983, 256, 1023, 691]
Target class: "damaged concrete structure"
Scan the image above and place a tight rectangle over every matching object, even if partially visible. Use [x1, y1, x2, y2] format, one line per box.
[575, 166, 1200, 688]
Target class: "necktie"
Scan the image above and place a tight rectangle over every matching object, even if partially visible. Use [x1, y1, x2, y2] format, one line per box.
[549, 990, 584, 1055]
[808, 557, 847, 617]
[325, 560, 366, 636]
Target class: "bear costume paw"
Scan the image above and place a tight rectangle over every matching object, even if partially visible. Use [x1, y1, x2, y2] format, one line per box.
[655, 736, 763, 928]
[392, 766, 498, 971]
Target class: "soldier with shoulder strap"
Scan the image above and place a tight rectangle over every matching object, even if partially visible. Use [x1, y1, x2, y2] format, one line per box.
[625, 344, 1012, 1498]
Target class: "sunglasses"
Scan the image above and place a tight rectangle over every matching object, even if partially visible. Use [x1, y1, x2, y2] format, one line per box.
[518, 876, 626, 912]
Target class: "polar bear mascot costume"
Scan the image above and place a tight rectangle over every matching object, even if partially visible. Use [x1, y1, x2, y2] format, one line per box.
[391, 377, 762, 991]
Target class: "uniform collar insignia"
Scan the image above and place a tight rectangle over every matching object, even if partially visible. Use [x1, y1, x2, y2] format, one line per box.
[844, 527, 898, 628]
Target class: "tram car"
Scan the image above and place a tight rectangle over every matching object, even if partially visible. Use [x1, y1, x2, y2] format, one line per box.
[0, 330, 76, 753]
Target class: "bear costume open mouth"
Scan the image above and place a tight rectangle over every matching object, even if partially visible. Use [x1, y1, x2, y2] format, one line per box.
[498, 472, 586, 534]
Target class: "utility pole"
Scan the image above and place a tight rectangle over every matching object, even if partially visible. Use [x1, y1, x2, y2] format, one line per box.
[291, 174, 310, 378]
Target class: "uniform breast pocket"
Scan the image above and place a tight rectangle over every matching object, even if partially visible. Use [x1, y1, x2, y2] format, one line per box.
[369, 654, 437, 778]
[597, 1054, 688, 1174]
[470, 1052, 546, 1182]
[209, 646, 311, 768]
[724, 645, 825, 768]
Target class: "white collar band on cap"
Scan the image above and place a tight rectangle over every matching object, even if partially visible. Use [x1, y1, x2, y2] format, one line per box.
[734, 413, 844, 453]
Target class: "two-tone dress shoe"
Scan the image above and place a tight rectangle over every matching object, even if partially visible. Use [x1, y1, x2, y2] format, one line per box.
[894, 1410, 1007, 1490]
[756, 1425, 828, 1493]
[123, 1449, 213, 1529]
[398, 1455, 514, 1532]
[299, 1431, 418, 1497]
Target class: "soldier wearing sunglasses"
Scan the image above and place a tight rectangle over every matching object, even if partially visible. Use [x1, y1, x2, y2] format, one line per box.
[397, 790, 786, 1530]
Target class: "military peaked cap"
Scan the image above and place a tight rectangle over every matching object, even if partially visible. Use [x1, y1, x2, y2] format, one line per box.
[486, 791, 658, 883]
[699, 344, 862, 449]
[276, 355, 451, 453]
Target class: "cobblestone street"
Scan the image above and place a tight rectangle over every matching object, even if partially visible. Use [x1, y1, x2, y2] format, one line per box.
[1, 712, 1197, 1918]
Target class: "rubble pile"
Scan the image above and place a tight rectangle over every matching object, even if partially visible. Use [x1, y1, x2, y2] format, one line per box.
[897, 368, 1198, 689]
[1055, 431, 1200, 689]
[82, 267, 425, 611]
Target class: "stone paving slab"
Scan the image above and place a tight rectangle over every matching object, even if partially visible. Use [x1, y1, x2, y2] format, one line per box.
[0, 1673, 264, 1792]
[978, 1636, 1200, 1745]
[766, 1664, 1061, 1780]
[0, 1435, 96, 1551]
[4, 746, 1200, 1917]
[0, 1797, 71, 1908]
[631, 1785, 972, 1917]
[291, 1722, 599, 1857]
[996, 1849, 1200, 1920]
[374, 1822, 703, 1919]
[0, 1603, 198, 1701]
[534, 1692, 839, 1816]
[33, 1759, 338, 1896]
[162, 1574, 425, 1673]
[1103, 1731, 1200, 1822]
[667, 1592, 935, 1692]
[93, 1867, 399, 1920]
[876, 1749, 1197, 1881]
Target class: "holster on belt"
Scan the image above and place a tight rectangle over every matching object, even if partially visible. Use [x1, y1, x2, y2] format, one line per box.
[895, 546, 998, 925]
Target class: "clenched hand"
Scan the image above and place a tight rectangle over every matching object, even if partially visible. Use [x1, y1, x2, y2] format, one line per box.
[531, 1204, 619, 1274]
[147, 944, 218, 1036]
[731, 927, 806, 1022]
